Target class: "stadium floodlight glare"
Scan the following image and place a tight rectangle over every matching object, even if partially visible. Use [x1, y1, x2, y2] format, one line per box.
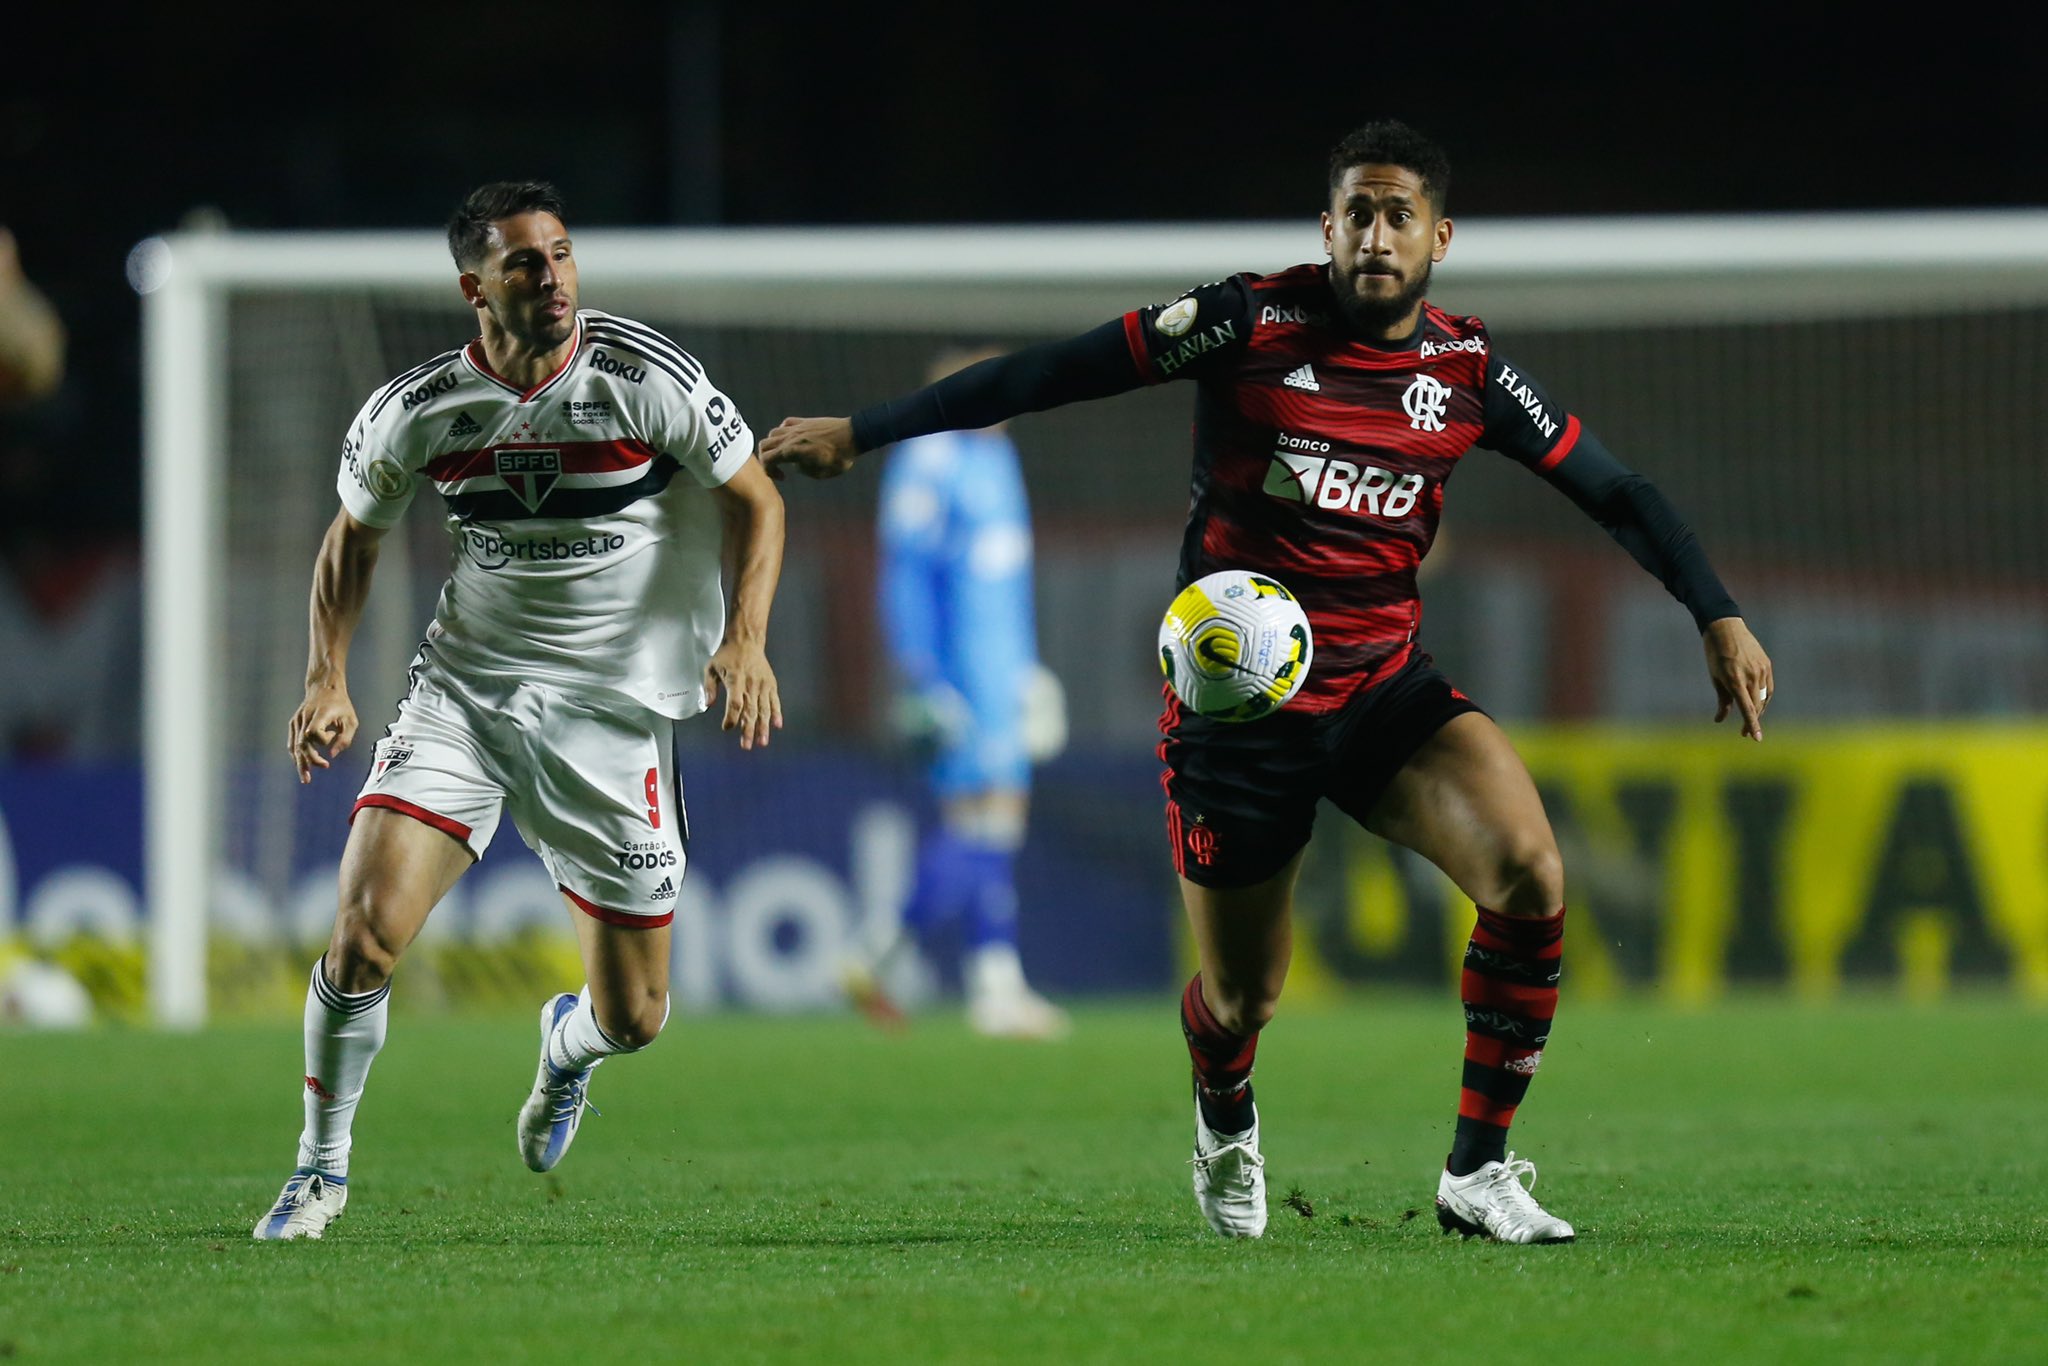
[139, 211, 2048, 1026]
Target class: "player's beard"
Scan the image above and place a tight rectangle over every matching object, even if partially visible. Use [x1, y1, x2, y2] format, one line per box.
[1330, 258, 1433, 334]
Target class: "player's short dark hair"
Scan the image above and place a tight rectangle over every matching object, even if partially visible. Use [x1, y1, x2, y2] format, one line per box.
[446, 181, 568, 271]
[1327, 122, 1452, 215]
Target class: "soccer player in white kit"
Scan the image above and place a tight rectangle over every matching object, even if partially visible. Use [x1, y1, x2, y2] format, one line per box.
[255, 182, 787, 1240]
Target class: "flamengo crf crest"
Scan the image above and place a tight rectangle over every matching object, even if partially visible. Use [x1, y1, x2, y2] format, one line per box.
[497, 448, 561, 512]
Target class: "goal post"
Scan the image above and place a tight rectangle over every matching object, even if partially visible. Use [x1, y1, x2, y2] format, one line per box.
[137, 212, 2048, 1026]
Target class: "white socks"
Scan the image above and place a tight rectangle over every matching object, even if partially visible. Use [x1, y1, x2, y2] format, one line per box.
[546, 985, 669, 1074]
[297, 956, 389, 1178]
[967, 942, 1030, 1003]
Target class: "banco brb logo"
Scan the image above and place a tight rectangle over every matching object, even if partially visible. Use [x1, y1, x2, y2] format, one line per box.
[1402, 375, 1450, 432]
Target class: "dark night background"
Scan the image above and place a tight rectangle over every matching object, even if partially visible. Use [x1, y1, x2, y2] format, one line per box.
[2, 1, 2042, 579]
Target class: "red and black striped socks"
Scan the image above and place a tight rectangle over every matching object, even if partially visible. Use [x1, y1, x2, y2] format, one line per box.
[1449, 905, 1564, 1176]
[1180, 974, 1259, 1135]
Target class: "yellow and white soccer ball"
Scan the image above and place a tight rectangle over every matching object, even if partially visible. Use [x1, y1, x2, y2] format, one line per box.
[1157, 569, 1313, 722]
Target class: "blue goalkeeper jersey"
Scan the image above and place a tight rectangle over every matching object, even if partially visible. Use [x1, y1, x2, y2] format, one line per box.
[877, 428, 1037, 790]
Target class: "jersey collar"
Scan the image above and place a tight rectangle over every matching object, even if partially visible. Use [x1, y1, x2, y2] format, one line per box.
[463, 318, 583, 402]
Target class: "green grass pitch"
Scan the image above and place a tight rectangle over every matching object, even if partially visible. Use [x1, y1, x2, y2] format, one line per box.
[5, 996, 2045, 1363]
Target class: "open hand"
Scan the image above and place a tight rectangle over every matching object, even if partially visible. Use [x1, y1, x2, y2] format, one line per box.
[704, 640, 783, 750]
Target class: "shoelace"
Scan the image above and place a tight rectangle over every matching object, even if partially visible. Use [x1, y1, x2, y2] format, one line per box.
[1190, 1137, 1263, 1181]
[268, 1173, 326, 1218]
[1482, 1154, 1547, 1217]
[545, 1069, 600, 1124]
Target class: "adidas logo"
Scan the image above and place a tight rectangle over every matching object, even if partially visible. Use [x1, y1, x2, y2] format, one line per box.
[1282, 363, 1320, 392]
[650, 876, 677, 902]
[447, 411, 482, 441]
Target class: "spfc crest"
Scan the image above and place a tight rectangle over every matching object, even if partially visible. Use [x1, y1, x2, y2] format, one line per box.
[496, 448, 562, 512]
[372, 742, 413, 782]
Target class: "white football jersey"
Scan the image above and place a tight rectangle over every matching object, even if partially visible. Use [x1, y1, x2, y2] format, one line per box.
[337, 310, 755, 719]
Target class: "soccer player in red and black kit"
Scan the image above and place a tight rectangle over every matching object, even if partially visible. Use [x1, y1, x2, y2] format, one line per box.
[762, 121, 1773, 1244]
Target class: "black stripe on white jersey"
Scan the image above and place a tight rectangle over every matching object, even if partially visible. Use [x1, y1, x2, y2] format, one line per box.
[443, 454, 681, 522]
[369, 350, 464, 422]
[585, 321, 704, 389]
[586, 314, 704, 383]
[584, 325, 699, 394]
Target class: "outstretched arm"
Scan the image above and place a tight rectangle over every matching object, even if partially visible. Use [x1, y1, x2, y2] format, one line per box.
[1540, 440, 1774, 739]
[1480, 353, 1773, 740]
[759, 318, 1143, 479]
[289, 509, 388, 782]
[705, 457, 786, 749]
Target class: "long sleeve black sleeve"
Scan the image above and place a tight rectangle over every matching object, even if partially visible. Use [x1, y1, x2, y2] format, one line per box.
[848, 319, 1146, 453]
[1541, 433, 1741, 631]
[1478, 352, 1739, 632]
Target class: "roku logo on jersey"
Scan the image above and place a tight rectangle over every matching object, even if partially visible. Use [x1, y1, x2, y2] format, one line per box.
[400, 371, 460, 410]
[588, 349, 647, 384]
[1263, 450, 1426, 518]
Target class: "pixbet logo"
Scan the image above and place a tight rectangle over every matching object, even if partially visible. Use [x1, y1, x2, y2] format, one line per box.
[1419, 335, 1487, 359]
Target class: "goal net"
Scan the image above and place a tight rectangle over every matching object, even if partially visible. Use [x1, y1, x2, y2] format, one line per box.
[125, 213, 2048, 1024]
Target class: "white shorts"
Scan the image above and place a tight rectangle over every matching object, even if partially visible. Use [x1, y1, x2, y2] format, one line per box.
[353, 653, 687, 926]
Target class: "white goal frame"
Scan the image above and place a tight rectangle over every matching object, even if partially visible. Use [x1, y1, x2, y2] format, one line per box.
[140, 210, 2048, 1026]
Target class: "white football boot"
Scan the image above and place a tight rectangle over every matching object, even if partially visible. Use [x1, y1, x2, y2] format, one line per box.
[1190, 1102, 1267, 1238]
[517, 992, 602, 1173]
[252, 1168, 348, 1241]
[1435, 1152, 1576, 1244]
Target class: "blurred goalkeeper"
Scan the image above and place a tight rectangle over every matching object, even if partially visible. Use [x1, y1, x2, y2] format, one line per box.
[847, 347, 1071, 1040]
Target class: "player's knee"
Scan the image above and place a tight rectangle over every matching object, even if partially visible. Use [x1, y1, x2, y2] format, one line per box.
[1493, 837, 1565, 917]
[326, 914, 404, 992]
[1204, 977, 1279, 1037]
[597, 990, 669, 1052]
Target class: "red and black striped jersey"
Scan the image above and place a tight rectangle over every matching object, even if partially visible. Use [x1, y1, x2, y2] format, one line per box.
[1122, 264, 1583, 713]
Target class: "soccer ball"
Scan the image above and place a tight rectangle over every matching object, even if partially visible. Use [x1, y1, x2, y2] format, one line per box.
[1157, 570, 1313, 722]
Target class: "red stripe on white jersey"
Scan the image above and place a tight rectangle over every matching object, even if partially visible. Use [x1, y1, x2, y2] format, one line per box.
[422, 438, 659, 483]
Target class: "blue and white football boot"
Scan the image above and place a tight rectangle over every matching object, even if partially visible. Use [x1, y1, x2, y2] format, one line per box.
[252, 1168, 347, 1241]
[517, 992, 601, 1172]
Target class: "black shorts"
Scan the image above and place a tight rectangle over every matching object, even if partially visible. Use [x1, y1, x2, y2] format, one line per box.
[1158, 652, 1484, 889]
